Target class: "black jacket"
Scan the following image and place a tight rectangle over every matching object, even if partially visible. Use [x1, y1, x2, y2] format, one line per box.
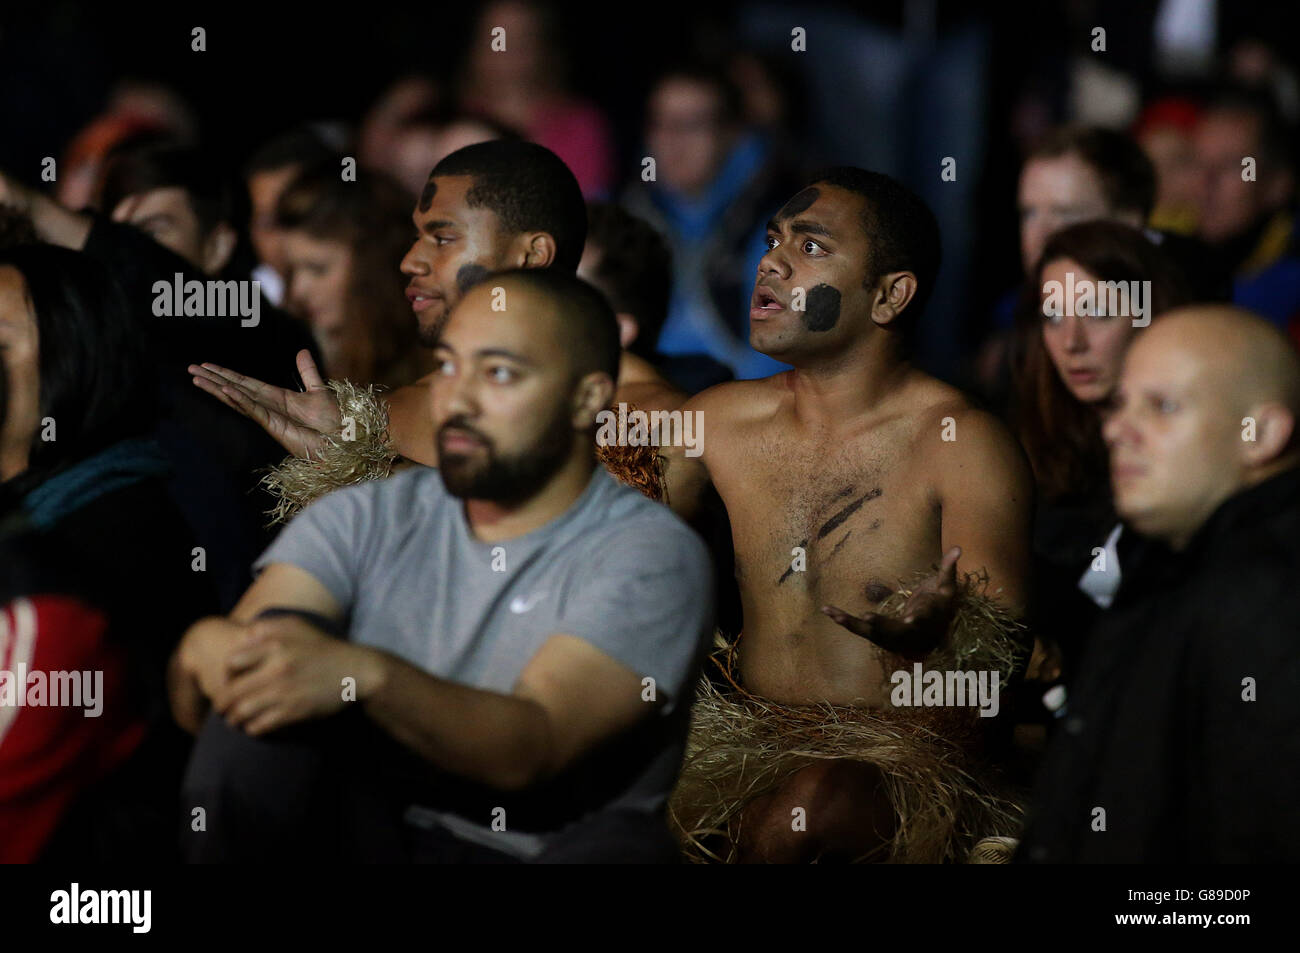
[82, 217, 320, 607]
[1019, 465, 1300, 862]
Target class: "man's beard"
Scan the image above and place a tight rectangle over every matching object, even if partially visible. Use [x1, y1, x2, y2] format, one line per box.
[436, 406, 577, 502]
[416, 309, 448, 348]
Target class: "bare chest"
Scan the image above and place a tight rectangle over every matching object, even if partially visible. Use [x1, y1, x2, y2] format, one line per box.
[720, 428, 934, 589]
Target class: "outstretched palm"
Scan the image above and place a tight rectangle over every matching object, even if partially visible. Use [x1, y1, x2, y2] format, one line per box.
[822, 546, 961, 661]
[189, 349, 341, 458]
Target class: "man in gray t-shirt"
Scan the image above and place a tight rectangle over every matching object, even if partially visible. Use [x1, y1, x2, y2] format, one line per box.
[171, 271, 713, 862]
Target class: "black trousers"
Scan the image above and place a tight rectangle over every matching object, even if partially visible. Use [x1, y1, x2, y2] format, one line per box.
[180, 710, 680, 864]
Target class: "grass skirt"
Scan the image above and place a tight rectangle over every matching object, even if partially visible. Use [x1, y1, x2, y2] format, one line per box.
[669, 580, 1030, 864]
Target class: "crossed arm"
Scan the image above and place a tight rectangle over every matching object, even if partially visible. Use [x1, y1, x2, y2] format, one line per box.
[168, 563, 656, 790]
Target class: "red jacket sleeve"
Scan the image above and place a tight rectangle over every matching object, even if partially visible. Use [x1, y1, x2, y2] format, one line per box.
[0, 595, 145, 862]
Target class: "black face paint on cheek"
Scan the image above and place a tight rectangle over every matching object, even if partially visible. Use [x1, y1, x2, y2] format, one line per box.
[455, 263, 491, 295]
[777, 186, 819, 220]
[802, 283, 841, 332]
[418, 178, 437, 213]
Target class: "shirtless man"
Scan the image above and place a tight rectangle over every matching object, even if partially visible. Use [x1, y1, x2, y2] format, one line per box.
[189, 147, 683, 469]
[665, 168, 1033, 861]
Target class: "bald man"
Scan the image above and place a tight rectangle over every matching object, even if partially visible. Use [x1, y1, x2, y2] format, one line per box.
[1020, 305, 1300, 862]
[171, 271, 713, 862]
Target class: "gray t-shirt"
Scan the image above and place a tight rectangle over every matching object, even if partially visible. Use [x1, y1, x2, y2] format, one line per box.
[254, 465, 713, 858]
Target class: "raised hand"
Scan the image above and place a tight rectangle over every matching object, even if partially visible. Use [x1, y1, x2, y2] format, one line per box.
[189, 349, 341, 458]
[822, 546, 962, 661]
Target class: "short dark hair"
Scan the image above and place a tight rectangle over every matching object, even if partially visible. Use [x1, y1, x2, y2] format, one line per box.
[430, 141, 586, 273]
[1028, 125, 1157, 220]
[244, 126, 336, 178]
[101, 145, 242, 236]
[809, 167, 943, 321]
[583, 203, 671, 359]
[488, 269, 621, 383]
[0, 245, 155, 498]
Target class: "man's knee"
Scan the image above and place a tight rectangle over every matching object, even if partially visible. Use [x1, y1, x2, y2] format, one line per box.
[180, 712, 339, 862]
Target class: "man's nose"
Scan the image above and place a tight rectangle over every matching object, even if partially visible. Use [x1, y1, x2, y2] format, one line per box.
[758, 244, 791, 280]
[1102, 404, 1132, 448]
[400, 242, 427, 275]
[436, 366, 479, 420]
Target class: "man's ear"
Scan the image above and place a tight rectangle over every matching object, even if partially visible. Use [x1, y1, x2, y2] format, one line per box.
[202, 223, 239, 275]
[615, 312, 639, 350]
[1242, 401, 1296, 466]
[871, 271, 918, 328]
[517, 232, 558, 270]
[573, 371, 616, 427]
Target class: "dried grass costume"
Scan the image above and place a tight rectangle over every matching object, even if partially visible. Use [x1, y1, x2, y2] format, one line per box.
[259, 382, 666, 525]
[668, 579, 1031, 864]
[261, 383, 1025, 864]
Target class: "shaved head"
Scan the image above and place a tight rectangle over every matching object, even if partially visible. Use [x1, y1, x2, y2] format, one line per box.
[427, 270, 618, 503]
[1167, 306, 1300, 415]
[1105, 304, 1300, 548]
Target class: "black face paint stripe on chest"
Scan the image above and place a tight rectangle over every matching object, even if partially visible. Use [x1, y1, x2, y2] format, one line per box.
[816, 487, 882, 540]
[776, 186, 819, 221]
[418, 177, 439, 213]
[802, 283, 841, 332]
[776, 537, 809, 585]
[455, 263, 491, 295]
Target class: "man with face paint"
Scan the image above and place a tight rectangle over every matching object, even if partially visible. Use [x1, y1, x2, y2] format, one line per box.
[665, 168, 1034, 863]
[189, 140, 588, 461]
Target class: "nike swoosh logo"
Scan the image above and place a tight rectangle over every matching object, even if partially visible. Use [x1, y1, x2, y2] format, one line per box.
[509, 593, 546, 614]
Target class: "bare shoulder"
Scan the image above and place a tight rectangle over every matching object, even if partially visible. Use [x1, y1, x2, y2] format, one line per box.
[903, 376, 1030, 482]
[683, 373, 788, 424]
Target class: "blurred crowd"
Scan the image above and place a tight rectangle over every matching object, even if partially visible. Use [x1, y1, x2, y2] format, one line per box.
[2, 0, 1299, 864]
[11, 2, 1300, 384]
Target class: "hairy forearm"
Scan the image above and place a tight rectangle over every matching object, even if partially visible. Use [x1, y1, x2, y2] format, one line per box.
[359, 650, 554, 790]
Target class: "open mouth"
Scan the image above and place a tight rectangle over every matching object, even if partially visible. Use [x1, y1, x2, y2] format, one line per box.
[751, 286, 785, 316]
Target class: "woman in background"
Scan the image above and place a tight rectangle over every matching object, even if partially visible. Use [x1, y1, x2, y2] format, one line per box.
[275, 164, 429, 389]
[1012, 221, 1192, 686]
